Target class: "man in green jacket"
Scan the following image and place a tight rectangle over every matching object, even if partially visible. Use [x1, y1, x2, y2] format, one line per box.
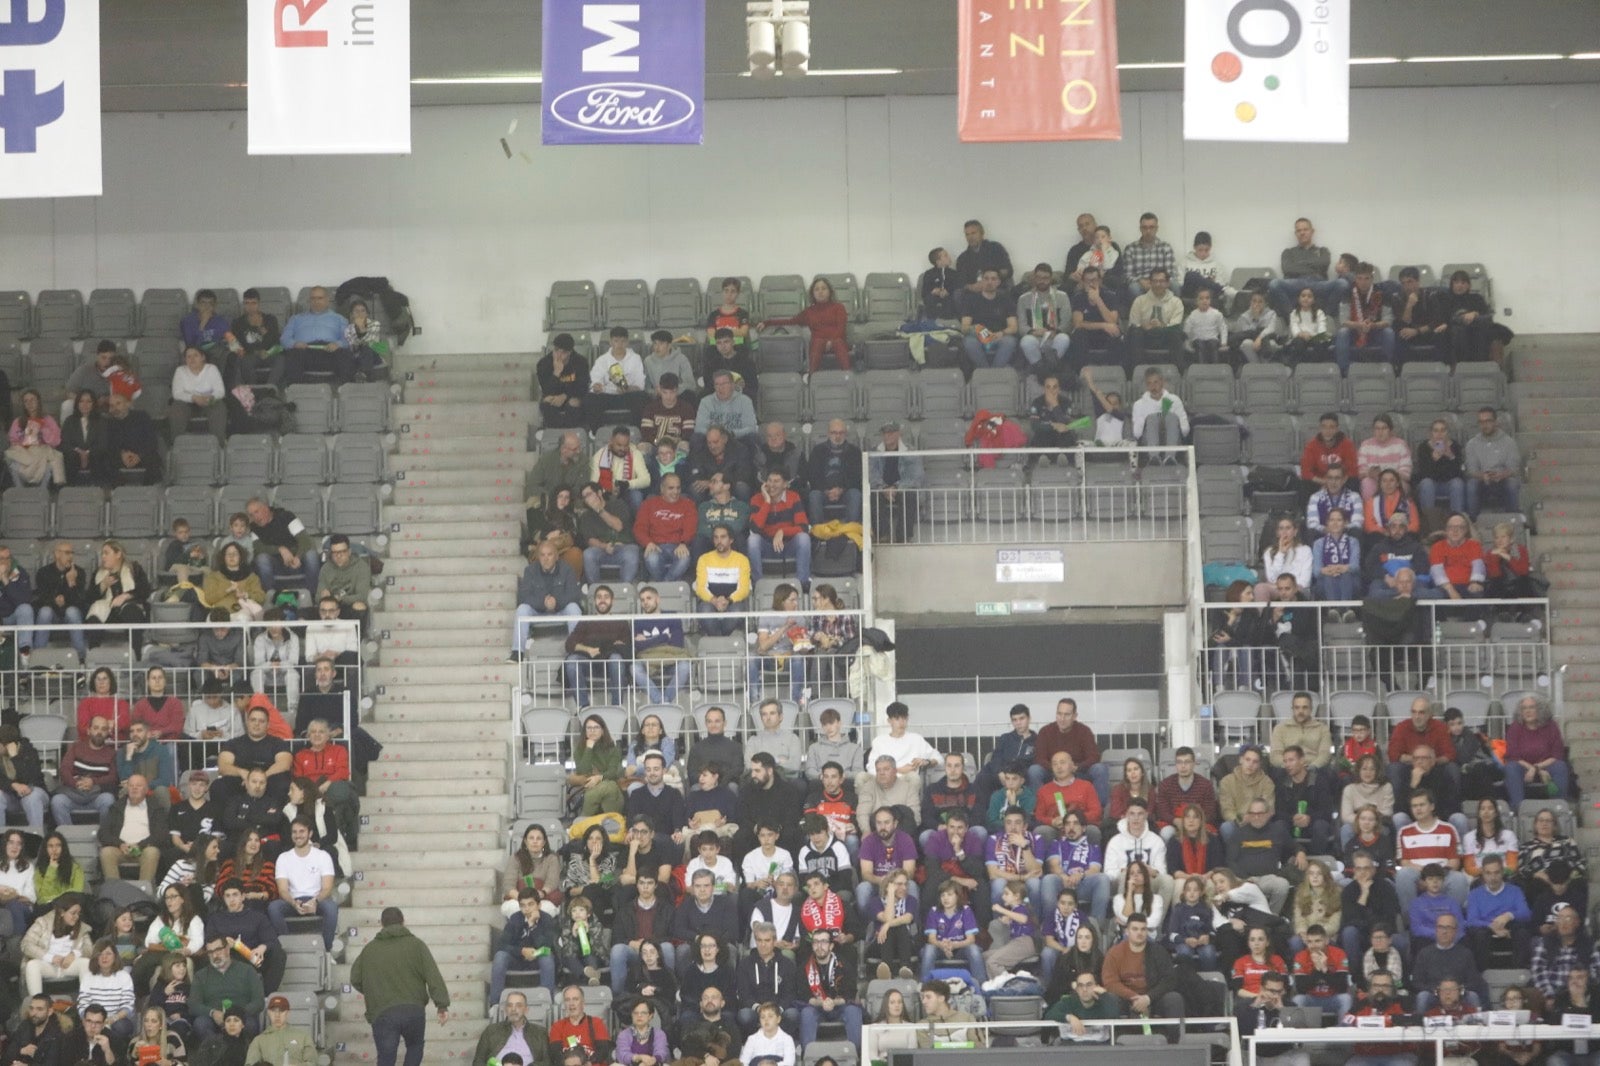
[192, 936, 266, 1041]
[245, 995, 316, 1064]
[473, 990, 551, 1066]
[350, 907, 451, 1066]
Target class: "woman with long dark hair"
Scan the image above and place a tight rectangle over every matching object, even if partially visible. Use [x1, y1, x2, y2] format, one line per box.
[135, 883, 204, 991]
[33, 831, 83, 912]
[0, 829, 36, 933]
[501, 823, 561, 917]
[214, 829, 277, 907]
[568, 714, 624, 817]
[561, 823, 621, 919]
[61, 388, 107, 485]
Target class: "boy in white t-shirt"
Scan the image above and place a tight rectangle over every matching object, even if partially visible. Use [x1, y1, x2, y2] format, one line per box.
[268, 820, 338, 949]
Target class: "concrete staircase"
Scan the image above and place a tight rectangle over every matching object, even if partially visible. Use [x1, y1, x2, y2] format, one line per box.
[1512, 337, 1600, 833]
[327, 351, 538, 1061]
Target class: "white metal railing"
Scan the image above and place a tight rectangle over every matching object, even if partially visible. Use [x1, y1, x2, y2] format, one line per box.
[0, 618, 359, 771]
[865, 1015, 1242, 1064]
[1249, 1023, 1597, 1066]
[511, 607, 877, 765]
[1197, 597, 1553, 736]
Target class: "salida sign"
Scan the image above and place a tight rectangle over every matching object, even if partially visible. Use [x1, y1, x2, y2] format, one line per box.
[542, 1, 706, 145]
[0, 0, 102, 198]
[247, 0, 410, 154]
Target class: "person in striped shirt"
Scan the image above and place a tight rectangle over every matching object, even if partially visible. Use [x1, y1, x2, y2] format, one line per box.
[1395, 789, 1468, 913]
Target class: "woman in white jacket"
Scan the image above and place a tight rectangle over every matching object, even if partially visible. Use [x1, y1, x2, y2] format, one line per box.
[1256, 515, 1313, 602]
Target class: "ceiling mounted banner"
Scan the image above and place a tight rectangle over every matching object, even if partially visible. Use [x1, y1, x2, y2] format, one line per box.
[0, 0, 101, 198]
[1185, 0, 1349, 142]
[542, 0, 706, 146]
[247, 0, 411, 154]
[957, 0, 1122, 143]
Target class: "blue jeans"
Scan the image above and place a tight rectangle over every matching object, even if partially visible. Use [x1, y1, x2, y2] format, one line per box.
[268, 898, 340, 950]
[1466, 476, 1521, 517]
[1020, 333, 1070, 366]
[749, 654, 806, 702]
[643, 544, 692, 582]
[34, 604, 85, 657]
[1045, 871, 1110, 919]
[1293, 991, 1353, 1016]
[255, 549, 321, 594]
[808, 488, 862, 525]
[920, 942, 987, 982]
[491, 949, 556, 1004]
[1334, 326, 1396, 373]
[1172, 941, 1220, 971]
[633, 659, 691, 704]
[695, 599, 744, 637]
[800, 1002, 863, 1047]
[963, 334, 1019, 369]
[565, 653, 624, 707]
[50, 788, 113, 824]
[1417, 477, 1466, 514]
[1313, 570, 1361, 601]
[371, 1003, 427, 1066]
[2, 787, 46, 829]
[608, 942, 676, 996]
[583, 544, 641, 583]
[2, 605, 34, 651]
[1503, 760, 1570, 807]
[514, 602, 581, 649]
[748, 531, 811, 588]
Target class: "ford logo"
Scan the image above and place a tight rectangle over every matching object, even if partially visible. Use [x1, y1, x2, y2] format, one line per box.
[548, 83, 697, 136]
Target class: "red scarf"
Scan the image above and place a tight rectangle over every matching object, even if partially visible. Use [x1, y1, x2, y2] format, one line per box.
[801, 892, 845, 933]
[805, 954, 842, 999]
[1180, 836, 1209, 875]
[1352, 286, 1385, 347]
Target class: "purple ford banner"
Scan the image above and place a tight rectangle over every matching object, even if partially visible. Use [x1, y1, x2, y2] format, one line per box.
[542, 0, 706, 146]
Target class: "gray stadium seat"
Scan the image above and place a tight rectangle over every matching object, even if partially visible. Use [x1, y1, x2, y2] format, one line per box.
[224, 434, 276, 486]
[325, 484, 381, 535]
[136, 343, 182, 387]
[1078, 365, 1127, 412]
[1183, 364, 1236, 415]
[696, 636, 747, 699]
[1399, 361, 1451, 412]
[860, 337, 912, 371]
[163, 486, 217, 537]
[860, 370, 913, 426]
[168, 436, 222, 485]
[1346, 363, 1397, 411]
[1199, 515, 1252, 566]
[0, 292, 32, 340]
[54, 487, 107, 540]
[109, 486, 163, 539]
[285, 384, 334, 434]
[756, 275, 807, 320]
[33, 290, 85, 337]
[1440, 262, 1493, 304]
[337, 382, 390, 434]
[757, 372, 806, 423]
[1291, 362, 1343, 415]
[753, 330, 806, 375]
[331, 434, 386, 484]
[0, 343, 24, 387]
[808, 370, 856, 423]
[1243, 413, 1299, 468]
[1143, 463, 1188, 520]
[916, 417, 967, 450]
[1191, 422, 1243, 466]
[601, 279, 650, 329]
[272, 484, 326, 533]
[1198, 468, 1245, 516]
[26, 340, 75, 395]
[277, 435, 330, 485]
[1389, 264, 1437, 288]
[87, 289, 138, 339]
[137, 289, 187, 337]
[974, 466, 1025, 523]
[1, 487, 51, 540]
[970, 368, 1021, 417]
[217, 484, 268, 531]
[1238, 363, 1291, 414]
[1029, 462, 1082, 521]
[208, 288, 242, 321]
[652, 278, 704, 330]
[1084, 461, 1134, 520]
[1453, 363, 1507, 411]
[861, 272, 914, 325]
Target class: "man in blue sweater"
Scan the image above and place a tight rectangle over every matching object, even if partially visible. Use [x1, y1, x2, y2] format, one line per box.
[1465, 853, 1533, 969]
[279, 286, 352, 386]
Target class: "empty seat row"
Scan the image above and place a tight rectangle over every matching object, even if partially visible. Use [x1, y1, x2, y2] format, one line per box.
[1175, 360, 1509, 418]
[169, 432, 386, 486]
[0, 286, 333, 341]
[0, 481, 384, 540]
[756, 367, 1041, 424]
[545, 274, 917, 332]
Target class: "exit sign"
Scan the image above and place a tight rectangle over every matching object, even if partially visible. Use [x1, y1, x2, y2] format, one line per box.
[976, 602, 1011, 616]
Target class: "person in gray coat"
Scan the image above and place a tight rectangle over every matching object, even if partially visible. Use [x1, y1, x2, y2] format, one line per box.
[869, 423, 924, 544]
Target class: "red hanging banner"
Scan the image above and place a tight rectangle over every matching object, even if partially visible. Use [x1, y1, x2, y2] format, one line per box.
[957, 0, 1123, 143]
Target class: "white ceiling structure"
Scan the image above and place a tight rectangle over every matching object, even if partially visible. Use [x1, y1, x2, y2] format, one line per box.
[103, 0, 1600, 112]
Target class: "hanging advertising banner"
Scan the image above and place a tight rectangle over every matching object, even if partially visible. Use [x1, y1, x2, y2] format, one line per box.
[957, 0, 1122, 143]
[0, 0, 102, 198]
[248, 0, 412, 154]
[1185, 0, 1350, 142]
[542, 0, 706, 146]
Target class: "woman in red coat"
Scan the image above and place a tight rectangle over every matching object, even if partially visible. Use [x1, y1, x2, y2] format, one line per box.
[759, 278, 851, 372]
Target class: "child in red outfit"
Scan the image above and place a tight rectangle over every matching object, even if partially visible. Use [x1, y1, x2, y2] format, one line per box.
[758, 278, 851, 372]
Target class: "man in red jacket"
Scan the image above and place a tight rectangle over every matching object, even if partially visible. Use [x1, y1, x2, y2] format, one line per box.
[633, 473, 699, 582]
[748, 470, 812, 590]
[1300, 413, 1358, 487]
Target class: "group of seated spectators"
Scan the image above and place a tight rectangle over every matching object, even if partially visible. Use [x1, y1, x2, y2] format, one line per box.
[8, 286, 387, 491]
[481, 690, 1586, 1065]
[916, 214, 1509, 378]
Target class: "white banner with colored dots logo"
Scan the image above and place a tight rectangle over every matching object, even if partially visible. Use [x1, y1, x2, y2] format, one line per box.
[1183, 0, 1349, 143]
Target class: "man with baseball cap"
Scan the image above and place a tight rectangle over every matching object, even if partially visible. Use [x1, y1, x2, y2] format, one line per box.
[247, 994, 316, 1064]
[869, 421, 924, 544]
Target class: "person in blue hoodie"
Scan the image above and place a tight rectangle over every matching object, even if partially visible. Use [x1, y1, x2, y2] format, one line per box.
[1408, 863, 1467, 954]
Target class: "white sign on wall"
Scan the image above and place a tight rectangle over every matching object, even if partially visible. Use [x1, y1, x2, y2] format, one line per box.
[0, 0, 102, 198]
[1184, 0, 1350, 143]
[996, 549, 1065, 584]
[248, 0, 411, 154]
